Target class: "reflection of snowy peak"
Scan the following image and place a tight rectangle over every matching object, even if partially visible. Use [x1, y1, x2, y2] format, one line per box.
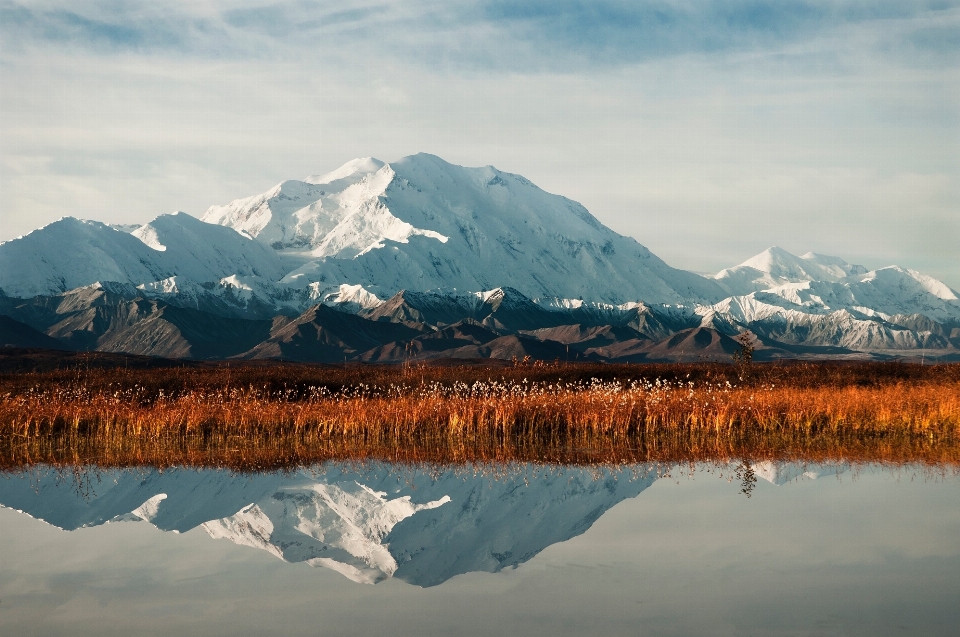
[202, 480, 450, 584]
[385, 467, 655, 586]
[751, 461, 849, 486]
[0, 464, 654, 586]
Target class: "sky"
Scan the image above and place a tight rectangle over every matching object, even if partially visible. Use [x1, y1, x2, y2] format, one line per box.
[1, 0, 958, 286]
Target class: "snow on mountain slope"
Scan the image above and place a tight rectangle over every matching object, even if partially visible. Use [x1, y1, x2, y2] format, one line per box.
[843, 267, 960, 316]
[132, 212, 286, 282]
[757, 308, 952, 351]
[0, 218, 173, 298]
[711, 266, 960, 324]
[703, 287, 958, 352]
[202, 157, 387, 252]
[0, 463, 656, 586]
[2, 154, 727, 311]
[0, 213, 286, 302]
[697, 248, 960, 350]
[711, 247, 868, 296]
[799, 252, 868, 278]
[205, 153, 727, 305]
[531, 297, 702, 339]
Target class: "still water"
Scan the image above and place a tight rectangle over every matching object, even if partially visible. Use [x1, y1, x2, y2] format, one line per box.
[1, 462, 958, 636]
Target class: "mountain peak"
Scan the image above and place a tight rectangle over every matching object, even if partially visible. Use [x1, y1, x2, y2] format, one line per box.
[0, 216, 174, 297]
[738, 246, 801, 270]
[304, 157, 385, 185]
[201, 153, 724, 305]
[714, 246, 871, 296]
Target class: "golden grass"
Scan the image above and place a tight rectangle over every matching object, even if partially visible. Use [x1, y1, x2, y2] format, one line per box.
[2, 362, 958, 471]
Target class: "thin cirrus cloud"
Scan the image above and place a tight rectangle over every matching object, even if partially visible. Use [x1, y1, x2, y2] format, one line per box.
[0, 3, 216, 52]
[3, 1, 958, 65]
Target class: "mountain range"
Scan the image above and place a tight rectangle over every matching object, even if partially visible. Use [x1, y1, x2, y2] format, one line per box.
[2, 153, 958, 361]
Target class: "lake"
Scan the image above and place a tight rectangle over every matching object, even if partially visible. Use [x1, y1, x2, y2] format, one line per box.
[1, 461, 958, 636]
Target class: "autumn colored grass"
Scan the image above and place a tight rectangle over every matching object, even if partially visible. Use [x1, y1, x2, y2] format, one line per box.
[2, 361, 958, 471]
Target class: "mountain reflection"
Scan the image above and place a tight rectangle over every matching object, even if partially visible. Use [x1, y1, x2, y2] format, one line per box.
[0, 462, 848, 586]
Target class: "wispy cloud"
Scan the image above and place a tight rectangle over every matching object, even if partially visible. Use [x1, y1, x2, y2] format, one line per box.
[221, 2, 391, 36]
[0, 2, 229, 54]
[3, 1, 958, 68]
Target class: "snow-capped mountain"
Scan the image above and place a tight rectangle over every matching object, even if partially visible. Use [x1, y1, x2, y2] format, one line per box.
[691, 248, 960, 353]
[131, 212, 286, 283]
[0, 154, 727, 315]
[0, 217, 174, 299]
[0, 213, 283, 300]
[708, 247, 959, 321]
[202, 153, 726, 305]
[202, 157, 389, 255]
[0, 463, 655, 586]
[710, 247, 868, 296]
[1, 154, 957, 358]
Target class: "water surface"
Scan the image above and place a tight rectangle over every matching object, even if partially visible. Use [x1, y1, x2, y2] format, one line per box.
[1, 462, 958, 636]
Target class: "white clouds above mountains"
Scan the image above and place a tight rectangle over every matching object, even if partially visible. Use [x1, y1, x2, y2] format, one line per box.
[1, 1, 958, 285]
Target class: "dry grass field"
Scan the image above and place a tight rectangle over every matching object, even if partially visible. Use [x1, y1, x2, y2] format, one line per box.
[2, 360, 958, 471]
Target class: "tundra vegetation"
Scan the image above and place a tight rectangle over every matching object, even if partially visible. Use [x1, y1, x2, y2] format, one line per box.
[1, 358, 958, 472]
